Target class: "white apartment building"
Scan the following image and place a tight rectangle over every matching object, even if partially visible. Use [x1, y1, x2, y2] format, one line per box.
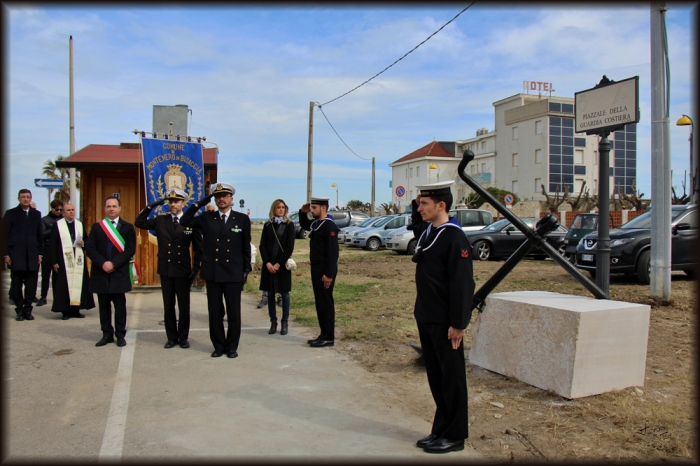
[389, 92, 637, 204]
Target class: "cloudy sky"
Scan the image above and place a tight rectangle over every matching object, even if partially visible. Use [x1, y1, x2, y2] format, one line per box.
[4, 4, 696, 218]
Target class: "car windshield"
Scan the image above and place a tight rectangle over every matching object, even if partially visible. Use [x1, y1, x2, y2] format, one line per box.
[482, 218, 511, 231]
[620, 210, 686, 229]
[570, 214, 598, 229]
[372, 216, 395, 227]
[289, 212, 298, 221]
[356, 217, 376, 227]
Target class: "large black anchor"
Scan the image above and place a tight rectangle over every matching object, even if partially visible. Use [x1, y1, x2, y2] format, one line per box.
[458, 149, 610, 313]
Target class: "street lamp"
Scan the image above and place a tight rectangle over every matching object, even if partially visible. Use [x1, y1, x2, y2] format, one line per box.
[676, 114, 695, 202]
[331, 183, 338, 209]
[429, 164, 440, 182]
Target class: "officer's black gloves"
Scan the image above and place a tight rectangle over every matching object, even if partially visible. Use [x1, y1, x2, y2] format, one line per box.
[147, 197, 166, 209]
[242, 271, 249, 285]
[188, 267, 199, 285]
[196, 193, 214, 208]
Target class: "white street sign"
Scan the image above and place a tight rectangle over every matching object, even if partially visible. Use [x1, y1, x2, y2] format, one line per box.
[575, 76, 639, 134]
[34, 179, 65, 188]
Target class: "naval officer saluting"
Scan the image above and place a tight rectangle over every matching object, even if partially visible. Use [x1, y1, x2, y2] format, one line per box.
[135, 188, 202, 349]
[298, 197, 339, 347]
[180, 183, 251, 358]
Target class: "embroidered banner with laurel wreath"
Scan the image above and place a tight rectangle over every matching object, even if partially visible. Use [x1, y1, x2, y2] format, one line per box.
[141, 138, 205, 228]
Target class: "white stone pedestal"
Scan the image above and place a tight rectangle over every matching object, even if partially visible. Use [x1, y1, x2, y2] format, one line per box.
[468, 291, 650, 399]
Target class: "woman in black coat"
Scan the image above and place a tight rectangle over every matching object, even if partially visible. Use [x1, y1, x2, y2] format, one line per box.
[258, 199, 295, 335]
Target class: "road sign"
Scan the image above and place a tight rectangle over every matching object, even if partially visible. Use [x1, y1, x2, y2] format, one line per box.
[575, 76, 639, 134]
[504, 193, 514, 205]
[239, 199, 245, 207]
[34, 179, 64, 189]
[395, 186, 406, 197]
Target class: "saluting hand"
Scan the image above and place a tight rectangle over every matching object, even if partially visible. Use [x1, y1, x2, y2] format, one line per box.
[301, 203, 311, 213]
[447, 327, 465, 350]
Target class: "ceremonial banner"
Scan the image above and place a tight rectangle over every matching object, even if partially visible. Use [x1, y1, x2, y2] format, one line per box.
[141, 137, 205, 221]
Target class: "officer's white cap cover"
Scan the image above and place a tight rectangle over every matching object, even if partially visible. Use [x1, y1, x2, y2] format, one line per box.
[415, 180, 455, 197]
[165, 188, 188, 201]
[210, 183, 235, 196]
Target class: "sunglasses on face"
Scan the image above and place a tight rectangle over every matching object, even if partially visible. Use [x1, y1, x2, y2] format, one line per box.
[54, 208, 63, 212]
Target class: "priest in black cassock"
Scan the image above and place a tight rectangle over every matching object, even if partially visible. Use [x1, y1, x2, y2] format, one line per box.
[49, 203, 95, 320]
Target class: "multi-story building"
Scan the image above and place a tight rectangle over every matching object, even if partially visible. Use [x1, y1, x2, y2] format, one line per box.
[389, 93, 637, 205]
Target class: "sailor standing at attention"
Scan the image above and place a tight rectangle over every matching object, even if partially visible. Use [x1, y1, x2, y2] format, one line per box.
[409, 181, 475, 454]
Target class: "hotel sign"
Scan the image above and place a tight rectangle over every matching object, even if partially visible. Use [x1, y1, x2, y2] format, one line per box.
[523, 81, 555, 92]
[574, 76, 639, 134]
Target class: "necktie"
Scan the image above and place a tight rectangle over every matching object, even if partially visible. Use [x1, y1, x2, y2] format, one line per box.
[221, 214, 226, 223]
[173, 216, 179, 226]
[107, 221, 116, 259]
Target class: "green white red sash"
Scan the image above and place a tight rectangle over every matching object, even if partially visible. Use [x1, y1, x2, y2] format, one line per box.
[100, 218, 141, 285]
[57, 219, 84, 305]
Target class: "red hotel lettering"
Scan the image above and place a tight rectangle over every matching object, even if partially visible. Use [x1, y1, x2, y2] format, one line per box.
[524, 81, 555, 92]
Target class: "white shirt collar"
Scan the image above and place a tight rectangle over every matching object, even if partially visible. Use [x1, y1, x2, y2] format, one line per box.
[110, 217, 120, 227]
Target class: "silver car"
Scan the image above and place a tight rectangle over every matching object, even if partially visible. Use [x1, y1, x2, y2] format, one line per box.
[338, 216, 383, 243]
[385, 224, 417, 255]
[352, 214, 411, 251]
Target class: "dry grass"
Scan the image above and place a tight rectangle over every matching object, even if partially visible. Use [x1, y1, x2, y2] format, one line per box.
[245, 224, 697, 461]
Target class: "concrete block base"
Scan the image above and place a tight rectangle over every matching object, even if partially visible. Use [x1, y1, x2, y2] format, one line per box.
[468, 291, 650, 399]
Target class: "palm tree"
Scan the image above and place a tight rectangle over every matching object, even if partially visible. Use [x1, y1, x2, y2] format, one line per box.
[42, 155, 80, 203]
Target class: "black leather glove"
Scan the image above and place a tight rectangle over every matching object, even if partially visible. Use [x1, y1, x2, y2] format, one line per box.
[242, 271, 249, 285]
[148, 197, 166, 209]
[196, 193, 214, 208]
[188, 268, 199, 285]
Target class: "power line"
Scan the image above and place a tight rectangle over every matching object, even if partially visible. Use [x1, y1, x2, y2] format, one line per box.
[317, 105, 371, 161]
[320, 3, 477, 107]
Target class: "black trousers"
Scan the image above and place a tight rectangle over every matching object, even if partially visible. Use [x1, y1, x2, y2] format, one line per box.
[205, 281, 242, 353]
[310, 267, 335, 340]
[161, 275, 191, 343]
[97, 293, 127, 340]
[39, 246, 52, 299]
[417, 322, 469, 440]
[11, 269, 38, 316]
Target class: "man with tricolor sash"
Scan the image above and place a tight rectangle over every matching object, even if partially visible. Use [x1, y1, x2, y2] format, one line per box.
[85, 196, 137, 348]
[49, 204, 95, 319]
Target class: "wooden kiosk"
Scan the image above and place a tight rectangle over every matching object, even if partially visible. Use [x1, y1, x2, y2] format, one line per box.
[56, 142, 218, 287]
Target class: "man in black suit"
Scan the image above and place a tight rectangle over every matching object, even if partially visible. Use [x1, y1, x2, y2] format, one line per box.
[180, 182, 251, 359]
[85, 196, 137, 347]
[135, 188, 202, 349]
[37, 199, 64, 306]
[3, 189, 43, 321]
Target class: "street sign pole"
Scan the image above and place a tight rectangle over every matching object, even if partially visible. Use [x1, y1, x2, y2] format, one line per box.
[597, 132, 611, 296]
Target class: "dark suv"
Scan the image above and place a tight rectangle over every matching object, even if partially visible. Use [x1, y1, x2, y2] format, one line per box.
[575, 204, 697, 284]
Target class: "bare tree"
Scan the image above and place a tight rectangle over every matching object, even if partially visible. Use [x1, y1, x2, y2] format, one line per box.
[540, 184, 569, 213]
[565, 181, 589, 211]
[672, 179, 690, 205]
[618, 180, 649, 210]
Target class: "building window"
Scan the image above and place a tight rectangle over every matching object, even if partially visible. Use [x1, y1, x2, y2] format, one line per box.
[548, 116, 576, 193]
[593, 180, 598, 194]
[410, 167, 413, 178]
[512, 180, 518, 194]
[406, 168, 408, 178]
[513, 126, 519, 140]
[574, 137, 586, 147]
[535, 120, 542, 135]
[481, 141, 486, 150]
[416, 166, 420, 178]
[410, 190, 413, 199]
[481, 163, 486, 173]
[612, 124, 638, 195]
[594, 150, 598, 165]
[535, 178, 541, 193]
[575, 166, 586, 175]
[535, 149, 542, 164]
[575, 149, 584, 164]
[512, 153, 518, 167]
[471, 165, 476, 174]
[575, 178, 585, 194]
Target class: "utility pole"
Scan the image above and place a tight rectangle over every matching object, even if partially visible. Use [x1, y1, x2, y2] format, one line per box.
[371, 157, 376, 217]
[69, 36, 76, 206]
[650, 2, 672, 302]
[307, 102, 314, 204]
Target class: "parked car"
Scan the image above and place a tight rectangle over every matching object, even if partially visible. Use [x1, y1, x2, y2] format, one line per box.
[563, 213, 599, 262]
[448, 208, 494, 232]
[289, 211, 308, 239]
[465, 217, 568, 261]
[338, 216, 384, 243]
[575, 204, 697, 284]
[351, 214, 411, 251]
[385, 225, 417, 255]
[327, 209, 370, 229]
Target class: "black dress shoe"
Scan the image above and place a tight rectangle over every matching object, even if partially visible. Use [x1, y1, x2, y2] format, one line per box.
[227, 350, 238, 358]
[280, 322, 288, 335]
[24, 314, 34, 321]
[423, 438, 465, 453]
[164, 340, 176, 349]
[96, 337, 115, 347]
[211, 350, 223, 358]
[36, 298, 47, 306]
[73, 313, 86, 318]
[416, 434, 438, 448]
[179, 340, 190, 349]
[268, 322, 277, 334]
[62, 314, 70, 320]
[116, 338, 127, 347]
[309, 339, 334, 347]
[307, 336, 321, 344]
[15, 314, 24, 321]
[31, 297, 39, 303]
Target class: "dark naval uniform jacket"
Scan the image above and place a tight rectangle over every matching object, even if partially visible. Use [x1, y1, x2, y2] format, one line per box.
[3, 205, 43, 271]
[180, 206, 251, 283]
[85, 219, 137, 294]
[134, 208, 202, 278]
[298, 213, 339, 279]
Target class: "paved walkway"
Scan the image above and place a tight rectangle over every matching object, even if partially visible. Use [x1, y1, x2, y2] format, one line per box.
[4, 274, 481, 461]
